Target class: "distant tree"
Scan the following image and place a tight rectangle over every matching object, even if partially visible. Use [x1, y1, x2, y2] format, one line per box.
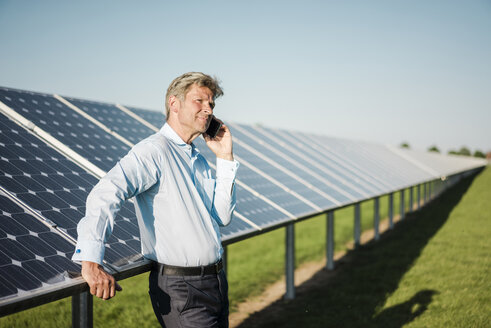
[448, 150, 459, 155]
[428, 145, 440, 153]
[400, 142, 410, 149]
[459, 146, 471, 156]
[473, 150, 485, 158]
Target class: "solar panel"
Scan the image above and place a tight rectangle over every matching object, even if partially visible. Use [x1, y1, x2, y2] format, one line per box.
[220, 211, 258, 243]
[351, 140, 435, 186]
[314, 136, 429, 190]
[123, 106, 166, 129]
[230, 123, 362, 205]
[236, 124, 371, 201]
[391, 147, 487, 179]
[0, 112, 143, 269]
[264, 127, 386, 197]
[193, 136, 317, 219]
[0, 87, 130, 172]
[0, 189, 81, 301]
[298, 131, 394, 193]
[62, 97, 156, 145]
[168, 139, 295, 232]
[236, 141, 330, 209]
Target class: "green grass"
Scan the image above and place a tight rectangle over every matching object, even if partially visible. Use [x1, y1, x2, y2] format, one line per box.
[237, 167, 491, 328]
[0, 175, 465, 327]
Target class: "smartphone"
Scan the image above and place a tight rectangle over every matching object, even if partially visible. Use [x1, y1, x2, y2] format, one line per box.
[205, 117, 222, 138]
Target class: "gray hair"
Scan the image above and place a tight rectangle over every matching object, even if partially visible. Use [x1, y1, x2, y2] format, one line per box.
[165, 72, 224, 119]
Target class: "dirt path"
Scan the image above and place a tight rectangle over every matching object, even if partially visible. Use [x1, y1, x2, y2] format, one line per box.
[229, 214, 402, 327]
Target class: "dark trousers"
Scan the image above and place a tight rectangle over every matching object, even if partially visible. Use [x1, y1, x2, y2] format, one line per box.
[149, 266, 229, 328]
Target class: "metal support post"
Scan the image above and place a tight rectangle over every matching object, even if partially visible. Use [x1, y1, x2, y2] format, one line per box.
[409, 186, 414, 212]
[424, 183, 427, 204]
[327, 211, 335, 270]
[354, 203, 361, 247]
[388, 193, 394, 229]
[72, 291, 93, 328]
[417, 184, 421, 210]
[400, 189, 405, 220]
[285, 223, 295, 299]
[374, 197, 380, 241]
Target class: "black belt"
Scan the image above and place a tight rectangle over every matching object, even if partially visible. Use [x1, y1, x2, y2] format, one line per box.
[154, 260, 223, 276]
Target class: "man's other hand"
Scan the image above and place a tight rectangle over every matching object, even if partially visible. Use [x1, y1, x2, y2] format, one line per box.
[81, 261, 122, 300]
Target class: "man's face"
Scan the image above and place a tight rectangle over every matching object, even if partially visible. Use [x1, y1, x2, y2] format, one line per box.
[176, 84, 215, 135]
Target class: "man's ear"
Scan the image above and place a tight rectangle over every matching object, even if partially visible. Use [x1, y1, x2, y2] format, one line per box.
[168, 95, 180, 115]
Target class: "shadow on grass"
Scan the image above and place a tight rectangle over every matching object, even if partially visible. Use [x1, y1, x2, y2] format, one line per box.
[237, 173, 479, 328]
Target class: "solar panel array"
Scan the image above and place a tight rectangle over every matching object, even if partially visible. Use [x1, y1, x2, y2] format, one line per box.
[0, 86, 487, 314]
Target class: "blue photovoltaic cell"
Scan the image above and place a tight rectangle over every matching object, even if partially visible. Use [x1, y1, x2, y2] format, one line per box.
[124, 106, 166, 129]
[0, 112, 143, 268]
[0, 191, 81, 300]
[231, 123, 356, 205]
[64, 97, 156, 145]
[0, 87, 130, 172]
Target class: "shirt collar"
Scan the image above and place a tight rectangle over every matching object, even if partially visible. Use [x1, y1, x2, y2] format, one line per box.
[160, 123, 199, 158]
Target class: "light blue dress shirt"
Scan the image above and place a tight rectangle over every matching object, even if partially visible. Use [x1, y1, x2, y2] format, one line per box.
[72, 123, 239, 267]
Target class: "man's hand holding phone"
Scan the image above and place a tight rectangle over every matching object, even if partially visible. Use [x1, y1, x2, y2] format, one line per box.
[204, 116, 234, 161]
[205, 116, 222, 138]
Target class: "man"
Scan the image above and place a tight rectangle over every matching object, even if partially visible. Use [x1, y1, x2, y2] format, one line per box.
[72, 72, 239, 327]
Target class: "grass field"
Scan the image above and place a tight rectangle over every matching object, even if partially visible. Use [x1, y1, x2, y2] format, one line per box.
[238, 167, 491, 327]
[1, 170, 486, 327]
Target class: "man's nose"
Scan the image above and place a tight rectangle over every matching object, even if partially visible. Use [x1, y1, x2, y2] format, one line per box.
[203, 102, 213, 113]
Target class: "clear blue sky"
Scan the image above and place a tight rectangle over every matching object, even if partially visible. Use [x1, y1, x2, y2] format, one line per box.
[1, 0, 490, 154]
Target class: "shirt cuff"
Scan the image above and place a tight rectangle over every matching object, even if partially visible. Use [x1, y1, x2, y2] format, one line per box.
[71, 240, 105, 265]
[216, 158, 239, 180]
